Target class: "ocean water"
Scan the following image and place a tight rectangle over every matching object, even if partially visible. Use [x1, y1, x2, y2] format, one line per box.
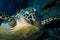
[0, 0, 60, 40]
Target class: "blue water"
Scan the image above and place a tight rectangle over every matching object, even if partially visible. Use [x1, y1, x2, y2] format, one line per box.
[0, 0, 60, 40]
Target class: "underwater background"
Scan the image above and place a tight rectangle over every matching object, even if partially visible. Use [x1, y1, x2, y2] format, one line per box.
[0, 0, 60, 40]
